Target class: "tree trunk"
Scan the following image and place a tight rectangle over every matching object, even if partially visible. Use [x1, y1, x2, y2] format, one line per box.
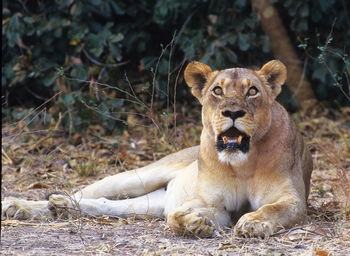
[252, 0, 316, 108]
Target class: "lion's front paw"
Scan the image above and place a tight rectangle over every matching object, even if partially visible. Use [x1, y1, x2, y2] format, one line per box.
[48, 194, 73, 218]
[234, 212, 274, 238]
[167, 210, 215, 238]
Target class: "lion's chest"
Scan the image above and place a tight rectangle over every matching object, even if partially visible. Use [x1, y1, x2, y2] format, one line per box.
[222, 179, 250, 213]
[200, 176, 251, 213]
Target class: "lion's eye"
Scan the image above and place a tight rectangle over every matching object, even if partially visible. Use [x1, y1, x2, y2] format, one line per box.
[247, 86, 258, 97]
[213, 86, 223, 96]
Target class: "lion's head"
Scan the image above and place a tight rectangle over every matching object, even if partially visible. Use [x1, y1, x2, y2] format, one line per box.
[184, 60, 287, 164]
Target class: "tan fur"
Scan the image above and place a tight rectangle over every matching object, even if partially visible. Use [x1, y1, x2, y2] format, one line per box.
[2, 60, 312, 238]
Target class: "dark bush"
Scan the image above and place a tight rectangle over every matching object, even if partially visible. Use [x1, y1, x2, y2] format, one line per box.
[276, 0, 350, 106]
[2, 0, 349, 133]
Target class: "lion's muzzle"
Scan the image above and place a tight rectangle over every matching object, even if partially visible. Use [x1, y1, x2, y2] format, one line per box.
[216, 110, 250, 153]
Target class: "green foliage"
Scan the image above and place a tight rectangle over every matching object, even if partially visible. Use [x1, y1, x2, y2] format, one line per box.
[2, 0, 349, 134]
[2, 0, 271, 133]
[278, 0, 350, 106]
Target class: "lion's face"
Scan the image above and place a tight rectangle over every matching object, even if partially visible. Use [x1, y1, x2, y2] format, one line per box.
[184, 60, 287, 164]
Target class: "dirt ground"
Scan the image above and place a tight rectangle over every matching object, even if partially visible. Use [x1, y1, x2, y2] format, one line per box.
[2, 218, 349, 255]
[1, 106, 350, 255]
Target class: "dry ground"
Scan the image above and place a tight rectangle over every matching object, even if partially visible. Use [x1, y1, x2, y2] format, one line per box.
[1, 106, 350, 255]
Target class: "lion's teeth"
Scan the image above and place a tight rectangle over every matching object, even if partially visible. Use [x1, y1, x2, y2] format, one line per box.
[222, 135, 243, 145]
[237, 135, 243, 144]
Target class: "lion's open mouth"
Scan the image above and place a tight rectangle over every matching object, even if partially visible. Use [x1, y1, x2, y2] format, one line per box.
[217, 126, 250, 153]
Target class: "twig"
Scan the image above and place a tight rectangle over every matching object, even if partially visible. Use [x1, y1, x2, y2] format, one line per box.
[1, 220, 72, 227]
[2, 147, 13, 165]
[15, 91, 62, 134]
[173, 12, 194, 50]
[82, 49, 130, 68]
[28, 112, 62, 151]
[166, 33, 176, 136]
[124, 72, 145, 108]
[270, 225, 332, 238]
[62, 75, 148, 109]
[173, 58, 187, 134]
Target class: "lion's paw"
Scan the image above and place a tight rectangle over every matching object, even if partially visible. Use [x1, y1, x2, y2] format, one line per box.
[48, 194, 73, 218]
[1, 197, 49, 220]
[2, 197, 32, 219]
[234, 212, 274, 238]
[167, 210, 215, 238]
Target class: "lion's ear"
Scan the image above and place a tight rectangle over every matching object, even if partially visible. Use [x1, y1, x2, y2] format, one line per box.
[184, 61, 212, 101]
[258, 60, 287, 99]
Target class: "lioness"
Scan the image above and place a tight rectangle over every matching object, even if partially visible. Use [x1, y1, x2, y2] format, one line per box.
[2, 60, 312, 238]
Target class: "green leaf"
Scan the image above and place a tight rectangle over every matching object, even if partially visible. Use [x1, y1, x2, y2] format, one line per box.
[89, 0, 102, 6]
[109, 43, 122, 61]
[9, 15, 20, 31]
[71, 65, 88, 81]
[63, 93, 75, 105]
[110, 1, 125, 15]
[87, 34, 101, 48]
[108, 98, 123, 107]
[318, 0, 334, 12]
[23, 17, 34, 24]
[227, 34, 237, 45]
[296, 19, 308, 32]
[233, 0, 247, 13]
[2, 76, 7, 87]
[43, 71, 58, 87]
[3, 63, 14, 79]
[11, 109, 30, 120]
[87, 33, 105, 57]
[215, 50, 225, 67]
[6, 31, 19, 47]
[226, 49, 238, 63]
[90, 47, 104, 57]
[55, 0, 72, 8]
[238, 34, 250, 51]
[73, 27, 89, 40]
[312, 65, 327, 82]
[98, 102, 109, 121]
[109, 33, 124, 43]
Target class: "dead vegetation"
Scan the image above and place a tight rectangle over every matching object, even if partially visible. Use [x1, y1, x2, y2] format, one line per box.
[1, 105, 350, 255]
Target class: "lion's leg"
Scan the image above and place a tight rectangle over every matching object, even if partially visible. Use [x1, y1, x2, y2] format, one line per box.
[1, 165, 181, 220]
[2, 146, 199, 220]
[235, 186, 306, 238]
[49, 188, 166, 218]
[235, 197, 306, 238]
[73, 146, 199, 200]
[72, 167, 168, 200]
[166, 199, 231, 238]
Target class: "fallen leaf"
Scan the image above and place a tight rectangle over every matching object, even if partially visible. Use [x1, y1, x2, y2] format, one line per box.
[283, 224, 328, 241]
[218, 242, 238, 250]
[27, 182, 51, 189]
[314, 248, 330, 256]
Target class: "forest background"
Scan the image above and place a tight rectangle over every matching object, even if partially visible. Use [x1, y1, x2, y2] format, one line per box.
[2, 1, 350, 255]
[2, 0, 349, 134]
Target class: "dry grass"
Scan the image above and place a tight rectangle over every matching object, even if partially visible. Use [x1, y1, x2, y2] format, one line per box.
[1, 105, 350, 255]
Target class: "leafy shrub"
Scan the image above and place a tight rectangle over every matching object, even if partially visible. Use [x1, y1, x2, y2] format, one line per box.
[2, 0, 349, 134]
[276, 0, 350, 106]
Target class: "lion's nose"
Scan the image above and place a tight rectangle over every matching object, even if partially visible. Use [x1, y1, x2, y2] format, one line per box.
[222, 110, 245, 121]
